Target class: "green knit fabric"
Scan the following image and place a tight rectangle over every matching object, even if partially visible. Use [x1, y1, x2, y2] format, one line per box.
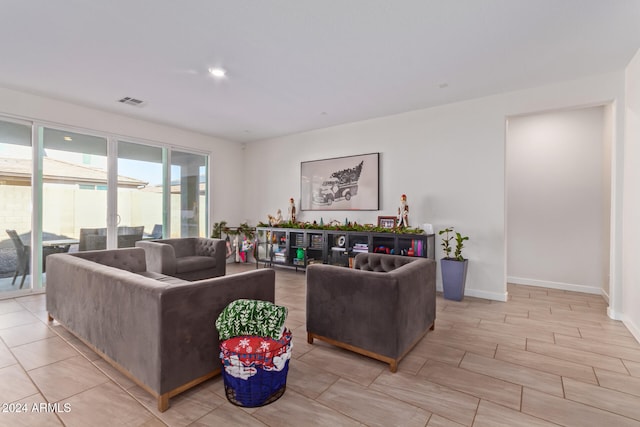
[216, 299, 288, 340]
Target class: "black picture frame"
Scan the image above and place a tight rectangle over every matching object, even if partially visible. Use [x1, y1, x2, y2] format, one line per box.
[300, 153, 379, 211]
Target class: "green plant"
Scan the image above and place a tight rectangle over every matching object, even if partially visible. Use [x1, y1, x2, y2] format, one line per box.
[212, 221, 255, 240]
[439, 227, 469, 261]
[439, 227, 453, 259]
[454, 231, 469, 261]
[237, 222, 255, 241]
[211, 221, 228, 238]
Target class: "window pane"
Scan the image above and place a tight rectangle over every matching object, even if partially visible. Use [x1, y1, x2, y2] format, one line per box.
[0, 120, 32, 292]
[117, 140, 164, 245]
[170, 150, 207, 237]
[43, 128, 107, 254]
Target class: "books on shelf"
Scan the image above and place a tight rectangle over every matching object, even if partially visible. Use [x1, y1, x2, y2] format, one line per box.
[352, 243, 369, 253]
[410, 240, 424, 257]
[310, 235, 323, 249]
[272, 247, 286, 263]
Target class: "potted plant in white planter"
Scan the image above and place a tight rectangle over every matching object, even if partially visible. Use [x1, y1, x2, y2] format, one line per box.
[439, 227, 469, 301]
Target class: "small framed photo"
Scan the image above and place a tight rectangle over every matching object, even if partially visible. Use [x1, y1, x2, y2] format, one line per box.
[377, 216, 397, 229]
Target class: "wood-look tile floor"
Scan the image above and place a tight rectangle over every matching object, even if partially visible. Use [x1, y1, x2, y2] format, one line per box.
[1, 263, 639, 426]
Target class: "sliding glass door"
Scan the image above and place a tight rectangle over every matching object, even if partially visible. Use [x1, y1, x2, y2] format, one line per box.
[0, 116, 210, 295]
[170, 150, 207, 238]
[117, 141, 165, 245]
[42, 127, 108, 255]
[0, 119, 33, 293]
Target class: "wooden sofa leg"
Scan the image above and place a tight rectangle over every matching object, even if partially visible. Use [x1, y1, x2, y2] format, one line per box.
[389, 360, 398, 373]
[158, 394, 169, 412]
[47, 313, 54, 322]
[430, 322, 435, 331]
[307, 332, 314, 344]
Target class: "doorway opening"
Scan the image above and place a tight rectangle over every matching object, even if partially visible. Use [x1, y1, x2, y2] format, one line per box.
[506, 105, 613, 300]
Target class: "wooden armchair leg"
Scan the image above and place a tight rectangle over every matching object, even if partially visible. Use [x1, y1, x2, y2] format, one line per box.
[158, 394, 169, 412]
[307, 332, 314, 344]
[47, 313, 54, 322]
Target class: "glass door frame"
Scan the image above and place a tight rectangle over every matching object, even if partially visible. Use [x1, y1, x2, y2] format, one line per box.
[0, 116, 36, 297]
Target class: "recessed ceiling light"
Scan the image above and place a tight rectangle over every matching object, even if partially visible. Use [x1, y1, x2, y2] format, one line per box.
[208, 67, 226, 78]
[63, 136, 72, 141]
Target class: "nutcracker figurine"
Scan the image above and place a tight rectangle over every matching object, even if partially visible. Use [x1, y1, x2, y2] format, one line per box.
[397, 194, 409, 228]
[288, 197, 296, 222]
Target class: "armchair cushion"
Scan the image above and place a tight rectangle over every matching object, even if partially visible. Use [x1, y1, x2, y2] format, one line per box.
[163, 238, 197, 258]
[355, 253, 415, 272]
[175, 256, 216, 274]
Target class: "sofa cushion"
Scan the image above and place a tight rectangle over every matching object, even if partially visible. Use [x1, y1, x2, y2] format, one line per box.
[70, 247, 147, 273]
[137, 271, 189, 286]
[167, 238, 197, 258]
[196, 238, 221, 257]
[175, 255, 217, 274]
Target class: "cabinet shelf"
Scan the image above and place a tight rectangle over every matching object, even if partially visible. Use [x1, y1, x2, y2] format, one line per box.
[255, 227, 434, 271]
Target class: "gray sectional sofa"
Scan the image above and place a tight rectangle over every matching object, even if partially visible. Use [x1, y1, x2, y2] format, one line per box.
[306, 252, 436, 372]
[46, 247, 275, 412]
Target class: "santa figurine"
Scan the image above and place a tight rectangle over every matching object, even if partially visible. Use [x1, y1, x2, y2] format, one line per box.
[397, 194, 409, 228]
[288, 197, 296, 222]
[267, 209, 283, 226]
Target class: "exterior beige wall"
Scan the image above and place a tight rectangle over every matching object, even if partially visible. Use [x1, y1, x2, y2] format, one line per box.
[1, 185, 31, 234]
[2, 184, 204, 239]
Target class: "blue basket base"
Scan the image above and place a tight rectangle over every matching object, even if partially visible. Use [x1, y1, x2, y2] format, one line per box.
[224, 383, 286, 407]
[222, 360, 289, 407]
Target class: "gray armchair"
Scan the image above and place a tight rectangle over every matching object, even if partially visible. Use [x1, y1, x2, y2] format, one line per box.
[79, 226, 144, 251]
[306, 252, 436, 372]
[136, 237, 226, 280]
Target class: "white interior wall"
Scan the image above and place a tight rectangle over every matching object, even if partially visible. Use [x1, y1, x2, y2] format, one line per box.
[623, 48, 640, 341]
[506, 107, 608, 294]
[244, 72, 626, 302]
[0, 70, 631, 312]
[0, 86, 245, 224]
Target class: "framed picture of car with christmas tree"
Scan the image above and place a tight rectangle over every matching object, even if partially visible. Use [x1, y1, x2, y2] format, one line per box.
[300, 152, 379, 211]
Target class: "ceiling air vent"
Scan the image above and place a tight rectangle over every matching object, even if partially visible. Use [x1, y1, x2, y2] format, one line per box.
[117, 96, 145, 107]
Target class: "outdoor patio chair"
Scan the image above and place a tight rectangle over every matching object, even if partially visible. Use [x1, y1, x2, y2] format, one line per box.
[6, 229, 29, 288]
[148, 224, 163, 239]
[118, 226, 144, 248]
[78, 228, 106, 251]
[79, 226, 145, 251]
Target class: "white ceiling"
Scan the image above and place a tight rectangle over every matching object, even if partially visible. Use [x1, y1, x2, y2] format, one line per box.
[1, 1, 639, 143]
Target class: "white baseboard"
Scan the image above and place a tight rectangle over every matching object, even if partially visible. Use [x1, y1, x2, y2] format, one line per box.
[623, 316, 640, 344]
[465, 288, 508, 302]
[507, 276, 603, 295]
[436, 285, 508, 302]
[608, 307, 623, 321]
